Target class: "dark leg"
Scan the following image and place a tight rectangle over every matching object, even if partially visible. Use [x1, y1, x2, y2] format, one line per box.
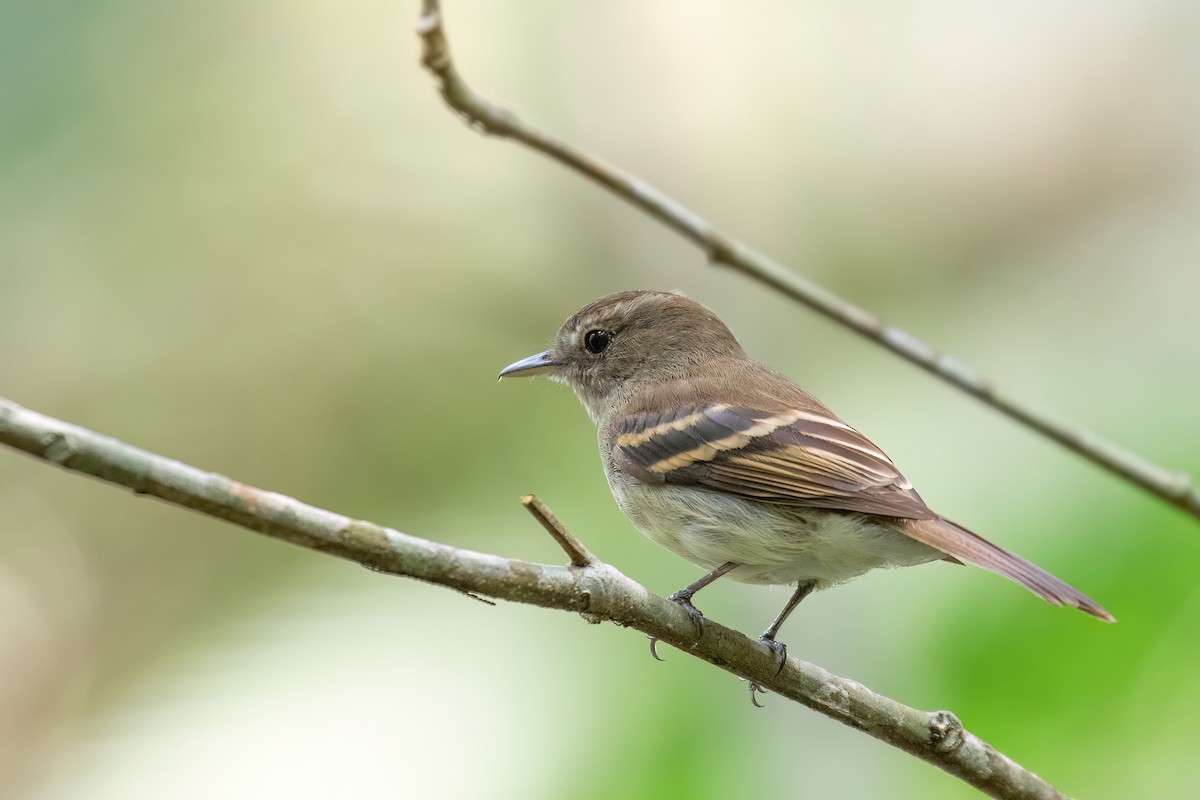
[749, 579, 817, 707]
[761, 579, 817, 647]
[668, 561, 739, 618]
[648, 561, 739, 661]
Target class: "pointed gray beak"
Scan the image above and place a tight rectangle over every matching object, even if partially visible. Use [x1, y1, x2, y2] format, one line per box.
[498, 350, 561, 379]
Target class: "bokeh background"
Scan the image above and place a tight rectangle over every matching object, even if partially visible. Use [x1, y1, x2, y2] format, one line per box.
[2, 1, 1199, 798]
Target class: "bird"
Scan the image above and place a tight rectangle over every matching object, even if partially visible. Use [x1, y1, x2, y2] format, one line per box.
[499, 290, 1113, 683]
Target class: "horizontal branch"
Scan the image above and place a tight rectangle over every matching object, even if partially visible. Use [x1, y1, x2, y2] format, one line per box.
[415, 0, 1199, 523]
[0, 396, 1069, 800]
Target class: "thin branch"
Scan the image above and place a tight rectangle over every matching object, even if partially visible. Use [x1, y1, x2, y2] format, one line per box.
[0, 397, 1071, 800]
[522, 493, 595, 567]
[415, 0, 1200, 523]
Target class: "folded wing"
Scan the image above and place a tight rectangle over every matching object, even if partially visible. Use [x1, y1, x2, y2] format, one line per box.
[613, 402, 934, 519]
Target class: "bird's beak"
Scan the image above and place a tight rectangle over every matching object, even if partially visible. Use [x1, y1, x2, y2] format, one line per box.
[498, 350, 561, 379]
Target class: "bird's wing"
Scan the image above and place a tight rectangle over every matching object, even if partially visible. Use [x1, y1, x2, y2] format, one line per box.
[611, 402, 936, 520]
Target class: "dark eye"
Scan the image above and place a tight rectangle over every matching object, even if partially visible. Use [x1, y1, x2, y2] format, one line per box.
[584, 329, 612, 354]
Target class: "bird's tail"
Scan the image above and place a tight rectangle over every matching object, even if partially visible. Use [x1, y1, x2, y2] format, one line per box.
[904, 516, 1114, 622]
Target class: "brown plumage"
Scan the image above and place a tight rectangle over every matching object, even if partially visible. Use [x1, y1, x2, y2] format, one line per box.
[501, 290, 1114, 647]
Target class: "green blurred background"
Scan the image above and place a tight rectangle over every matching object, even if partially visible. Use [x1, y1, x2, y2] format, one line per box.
[2, 1, 1198, 797]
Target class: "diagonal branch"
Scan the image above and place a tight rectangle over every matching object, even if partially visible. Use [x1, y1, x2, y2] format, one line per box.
[0, 397, 1071, 800]
[522, 493, 595, 567]
[415, 0, 1199, 523]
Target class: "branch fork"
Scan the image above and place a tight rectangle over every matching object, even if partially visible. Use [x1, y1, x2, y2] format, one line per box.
[521, 494, 594, 568]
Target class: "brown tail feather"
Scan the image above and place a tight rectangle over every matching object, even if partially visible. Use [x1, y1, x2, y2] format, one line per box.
[904, 517, 1114, 622]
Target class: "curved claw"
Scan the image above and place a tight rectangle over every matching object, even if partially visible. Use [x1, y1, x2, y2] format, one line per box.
[748, 636, 788, 707]
[647, 633, 665, 662]
[760, 637, 788, 675]
[666, 591, 707, 641]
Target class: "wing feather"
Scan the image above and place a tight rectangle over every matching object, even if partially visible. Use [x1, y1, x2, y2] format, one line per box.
[614, 403, 934, 520]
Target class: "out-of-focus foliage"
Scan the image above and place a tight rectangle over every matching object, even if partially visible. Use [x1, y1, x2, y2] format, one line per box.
[1, 1, 1198, 798]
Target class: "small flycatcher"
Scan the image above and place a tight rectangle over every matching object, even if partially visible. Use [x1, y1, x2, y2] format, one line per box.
[500, 290, 1112, 656]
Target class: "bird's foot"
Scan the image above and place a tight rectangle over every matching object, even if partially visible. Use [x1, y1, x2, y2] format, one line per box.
[647, 589, 707, 661]
[746, 634, 789, 707]
[760, 634, 788, 675]
[667, 588, 706, 622]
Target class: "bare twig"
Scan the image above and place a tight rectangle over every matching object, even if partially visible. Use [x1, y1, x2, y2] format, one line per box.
[0, 397, 1072, 800]
[522, 493, 594, 567]
[415, 0, 1199, 523]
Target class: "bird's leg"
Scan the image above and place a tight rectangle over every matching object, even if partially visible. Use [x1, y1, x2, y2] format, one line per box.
[749, 579, 817, 706]
[647, 561, 738, 660]
[759, 579, 817, 660]
[668, 561, 739, 617]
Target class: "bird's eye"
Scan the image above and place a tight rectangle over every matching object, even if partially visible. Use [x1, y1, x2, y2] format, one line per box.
[583, 329, 612, 354]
